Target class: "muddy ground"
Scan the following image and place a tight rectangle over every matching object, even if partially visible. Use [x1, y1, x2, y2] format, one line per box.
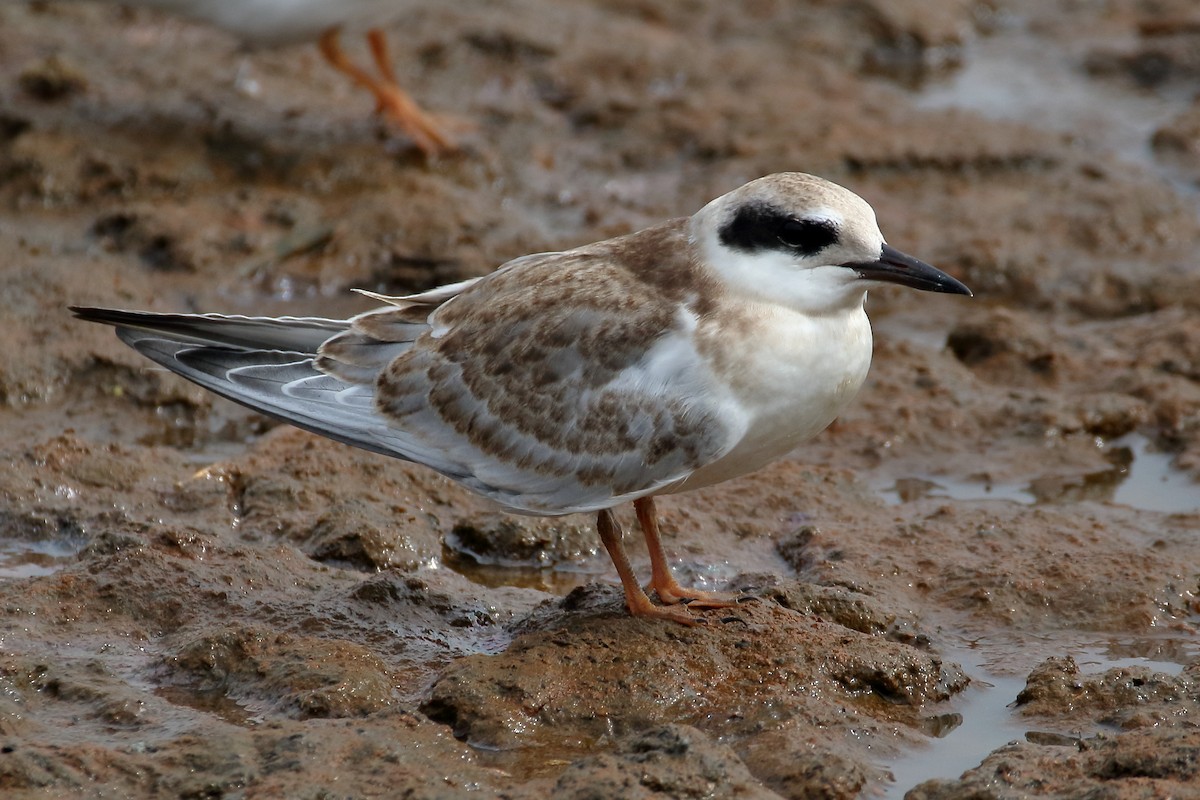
[1, 0, 1198, 797]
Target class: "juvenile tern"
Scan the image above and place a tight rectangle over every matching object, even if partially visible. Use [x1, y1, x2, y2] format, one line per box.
[98, 0, 456, 154]
[73, 173, 971, 624]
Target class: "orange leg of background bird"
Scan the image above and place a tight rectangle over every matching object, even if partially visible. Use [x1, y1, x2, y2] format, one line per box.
[634, 496, 743, 608]
[365, 28, 402, 90]
[316, 27, 455, 157]
[596, 509, 698, 625]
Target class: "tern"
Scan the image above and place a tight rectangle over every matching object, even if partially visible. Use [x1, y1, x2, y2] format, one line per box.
[85, 0, 457, 154]
[74, 173, 971, 624]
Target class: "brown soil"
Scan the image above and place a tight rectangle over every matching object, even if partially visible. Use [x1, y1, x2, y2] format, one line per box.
[1, 1, 1198, 798]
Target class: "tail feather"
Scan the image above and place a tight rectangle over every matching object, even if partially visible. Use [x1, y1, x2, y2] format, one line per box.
[117, 329, 402, 457]
[70, 306, 348, 355]
[74, 303, 477, 484]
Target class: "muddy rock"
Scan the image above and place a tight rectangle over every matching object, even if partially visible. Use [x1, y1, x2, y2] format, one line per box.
[1015, 656, 1200, 730]
[1084, 5, 1200, 90]
[445, 512, 598, 568]
[17, 54, 87, 102]
[1152, 95, 1200, 186]
[818, 502, 1199, 632]
[167, 625, 398, 719]
[88, 207, 201, 272]
[947, 307, 1068, 386]
[755, 577, 925, 642]
[422, 599, 966, 754]
[736, 726, 879, 800]
[553, 724, 783, 800]
[855, 0, 974, 86]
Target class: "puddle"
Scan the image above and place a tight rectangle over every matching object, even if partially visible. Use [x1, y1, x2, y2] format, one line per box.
[153, 685, 260, 728]
[0, 537, 85, 579]
[471, 744, 590, 783]
[881, 633, 1198, 797]
[915, 13, 1191, 191]
[1109, 435, 1200, 514]
[440, 518, 602, 593]
[877, 474, 1037, 506]
[443, 551, 771, 598]
[443, 556, 608, 594]
[875, 434, 1199, 514]
[884, 669, 1026, 798]
[441, 518, 792, 598]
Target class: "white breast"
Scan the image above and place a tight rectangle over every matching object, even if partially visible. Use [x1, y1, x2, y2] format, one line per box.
[666, 298, 873, 494]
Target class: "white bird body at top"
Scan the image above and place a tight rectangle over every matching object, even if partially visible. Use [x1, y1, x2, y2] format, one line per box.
[74, 172, 971, 623]
[124, 0, 416, 46]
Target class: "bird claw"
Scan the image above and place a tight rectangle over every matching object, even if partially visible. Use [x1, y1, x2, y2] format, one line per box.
[654, 584, 745, 609]
[625, 594, 704, 626]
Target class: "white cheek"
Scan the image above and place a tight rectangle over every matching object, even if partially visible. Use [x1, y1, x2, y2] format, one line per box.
[701, 235, 866, 313]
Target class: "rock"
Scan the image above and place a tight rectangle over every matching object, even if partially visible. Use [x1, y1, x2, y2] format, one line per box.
[553, 725, 783, 799]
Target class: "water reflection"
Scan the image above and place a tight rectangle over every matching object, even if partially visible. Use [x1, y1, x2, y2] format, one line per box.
[876, 434, 1199, 514]
[0, 537, 84, 580]
[880, 631, 1199, 798]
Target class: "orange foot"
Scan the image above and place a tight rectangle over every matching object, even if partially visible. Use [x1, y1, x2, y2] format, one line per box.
[653, 580, 749, 609]
[370, 81, 459, 156]
[318, 27, 459, 158]
[624, 589, 705, 626]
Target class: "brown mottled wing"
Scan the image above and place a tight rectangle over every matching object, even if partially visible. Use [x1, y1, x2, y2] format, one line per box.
[345, 245, 744, 514]
[74, 232, 740, 514]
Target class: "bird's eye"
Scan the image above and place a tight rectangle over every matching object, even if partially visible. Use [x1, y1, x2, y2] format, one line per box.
[718, 202, 840, 257]
[777, 218, 838, 254]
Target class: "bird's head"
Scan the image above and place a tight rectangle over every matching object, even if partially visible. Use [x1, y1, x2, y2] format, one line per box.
[691, 172, 971, 314]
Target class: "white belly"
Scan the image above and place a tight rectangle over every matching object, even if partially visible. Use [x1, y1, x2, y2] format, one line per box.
[130, 0, 413, 44]
[666, 301, 873, 494]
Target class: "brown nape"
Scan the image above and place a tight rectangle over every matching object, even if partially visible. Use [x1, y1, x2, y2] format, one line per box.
[316, 27, 456, 157]
[595, 499, 744, 625]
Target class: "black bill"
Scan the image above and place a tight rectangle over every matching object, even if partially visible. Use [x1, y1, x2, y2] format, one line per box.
[842, 244, 972, 296]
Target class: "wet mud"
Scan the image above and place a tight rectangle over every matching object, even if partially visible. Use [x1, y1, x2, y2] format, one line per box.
[1, 0, 1198, 797]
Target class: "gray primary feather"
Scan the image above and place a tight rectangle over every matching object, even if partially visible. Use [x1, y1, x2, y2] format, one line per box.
[70, 308, 348, 353]
[71, 307, 472, 481]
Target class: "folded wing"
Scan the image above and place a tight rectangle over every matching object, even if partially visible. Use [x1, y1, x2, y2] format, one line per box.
[72, 242, 744, 514]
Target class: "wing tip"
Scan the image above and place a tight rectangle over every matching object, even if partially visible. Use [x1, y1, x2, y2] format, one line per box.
[69, 305, 107, 320]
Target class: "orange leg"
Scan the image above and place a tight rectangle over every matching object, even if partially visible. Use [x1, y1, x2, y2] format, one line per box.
[364, 28, 457, 155]
[317, 27, 456, 157]
[365, 28, 401, 88]
[596, 509, 698, 625]
[634, 497, 743, 608]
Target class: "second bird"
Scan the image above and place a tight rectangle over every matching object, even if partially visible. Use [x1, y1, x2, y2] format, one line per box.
[83, 0, 457, 154]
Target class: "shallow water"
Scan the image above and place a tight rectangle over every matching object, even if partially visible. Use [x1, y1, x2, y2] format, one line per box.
[153, 684, 260, 728]
[0, 537, 85, 580]
[874, 433, 1200, 514]
[1110, 434, 1200, 514]
[915, 13, 1191, 192]
[881, 632, 1198, 797]
[443, 557, 606, 594]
